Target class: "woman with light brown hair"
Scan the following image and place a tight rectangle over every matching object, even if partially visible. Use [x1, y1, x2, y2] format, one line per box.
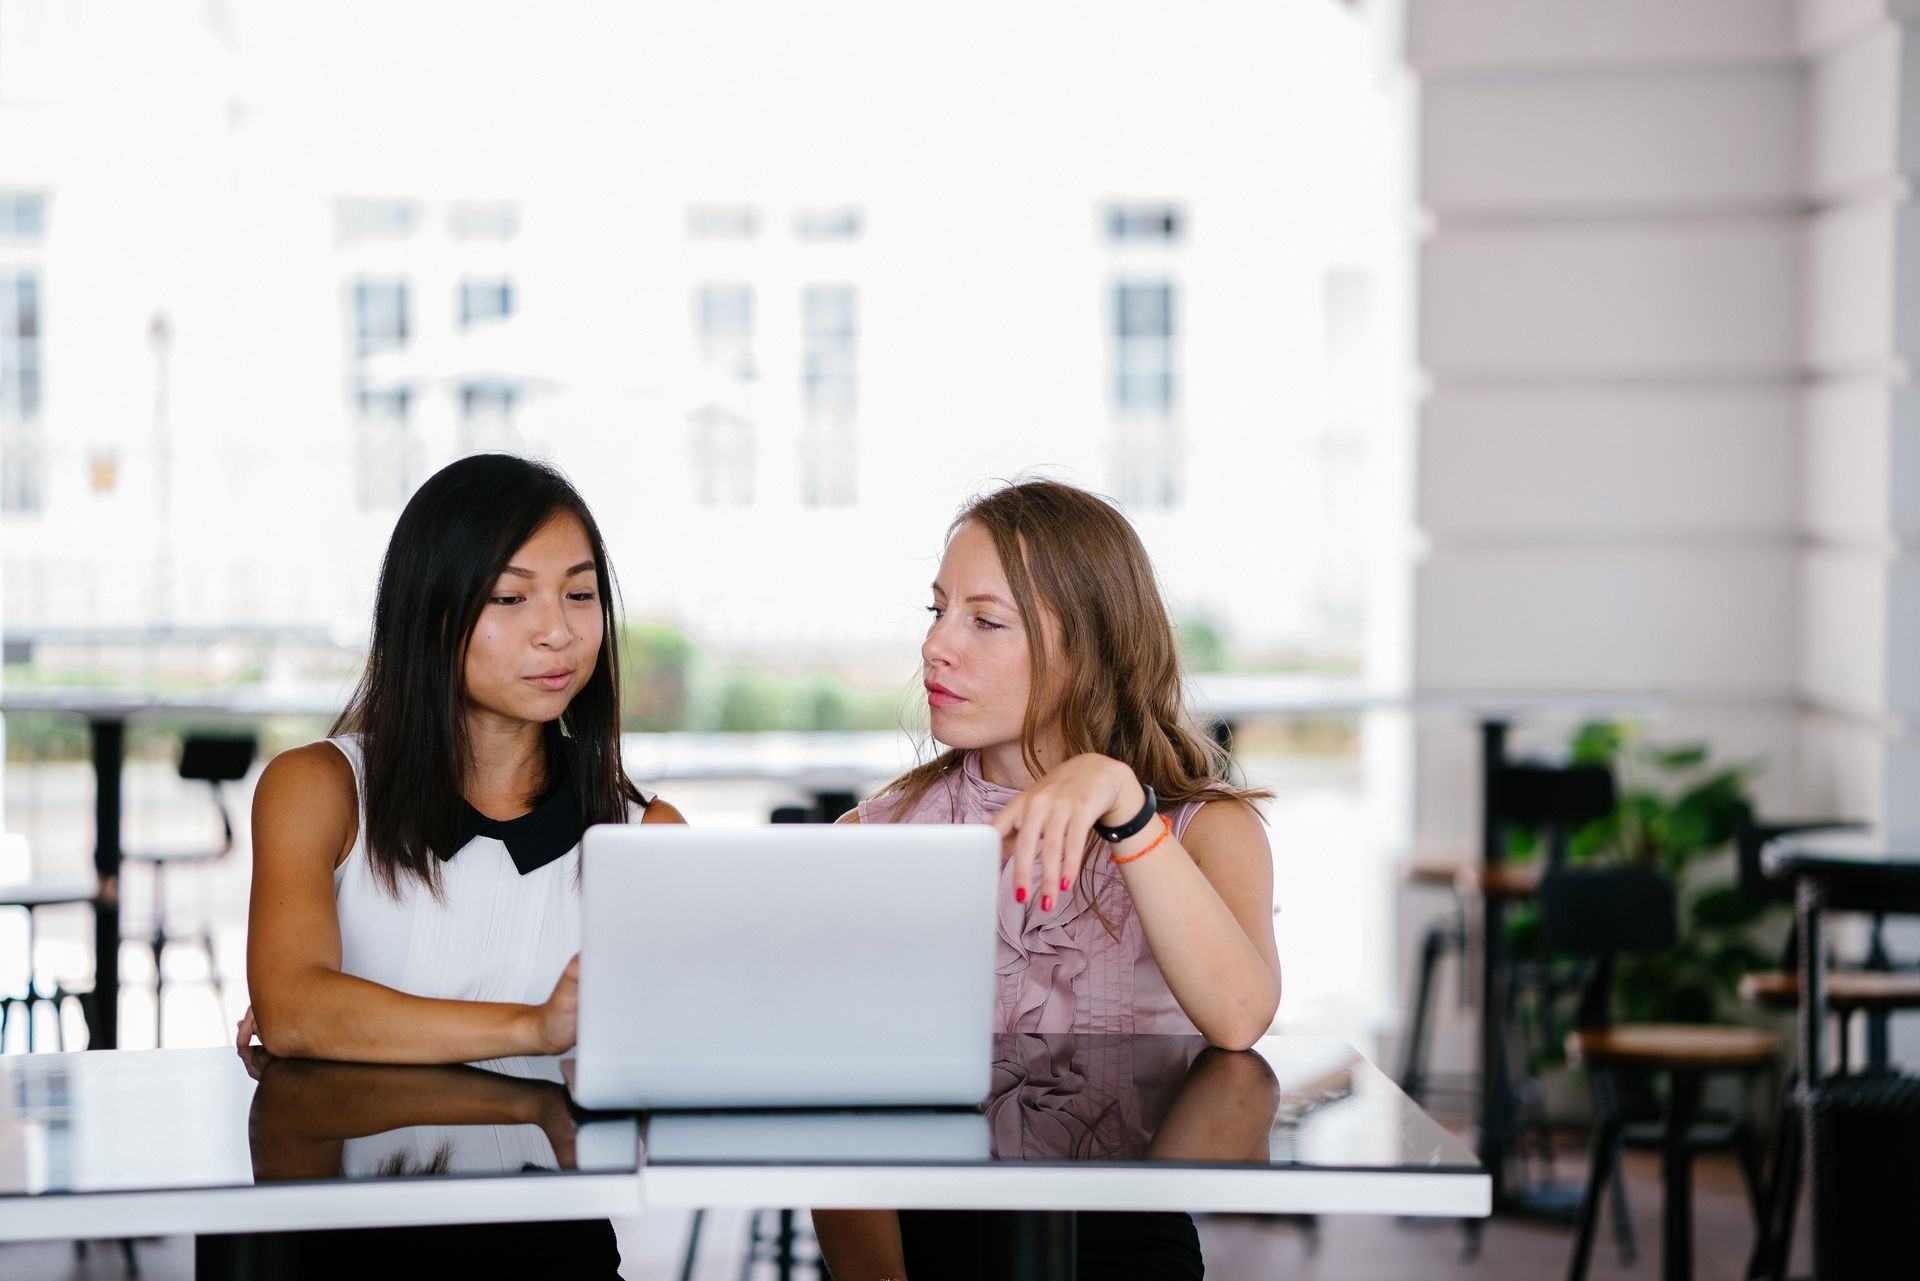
[816, 479, 1281, 1281]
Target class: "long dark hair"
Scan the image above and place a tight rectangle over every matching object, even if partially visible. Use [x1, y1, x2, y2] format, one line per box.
[333, 453, 646, 897]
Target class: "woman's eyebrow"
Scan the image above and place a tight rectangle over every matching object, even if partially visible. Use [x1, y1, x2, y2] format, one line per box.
[965, 593, 1016, 611]
[498, 560, 597, 578]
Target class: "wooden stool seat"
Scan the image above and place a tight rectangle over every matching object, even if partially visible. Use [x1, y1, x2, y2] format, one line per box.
[1740, 968, 1920, 1011]
[1405, 857, 1464, 888]
[1456, 862, 1541, 900]
[1567, 1023, 1779, 1070]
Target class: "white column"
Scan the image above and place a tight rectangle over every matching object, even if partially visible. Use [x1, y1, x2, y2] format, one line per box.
[1407, 0, 1807, 855]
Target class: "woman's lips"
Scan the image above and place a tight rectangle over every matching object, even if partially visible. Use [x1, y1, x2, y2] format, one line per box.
[526, 671, 573, 691]
[926, 682, 965, 709]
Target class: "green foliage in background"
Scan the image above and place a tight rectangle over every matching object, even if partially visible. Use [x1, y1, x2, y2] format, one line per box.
[1508, 722, 1772, 1033]
[619, 622, 698, 731]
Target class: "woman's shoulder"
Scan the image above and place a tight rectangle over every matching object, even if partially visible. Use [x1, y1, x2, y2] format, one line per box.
[1172, 789, 1268, 857]
[252, 740, 360, 851]
[259, 739, 357, 794]
[638, 792, 687, 825]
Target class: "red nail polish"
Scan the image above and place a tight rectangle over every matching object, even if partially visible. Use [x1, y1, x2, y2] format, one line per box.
[1060, 876, 1070, 892]
[1014, 886, 1027, 904]
[1041, 894, 1053, 912]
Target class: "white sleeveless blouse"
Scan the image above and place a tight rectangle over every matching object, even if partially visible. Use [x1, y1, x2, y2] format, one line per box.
[326, 735, 651, 1007]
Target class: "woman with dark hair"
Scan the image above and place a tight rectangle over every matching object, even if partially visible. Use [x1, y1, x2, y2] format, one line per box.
[815, 479, 1280, 1281]
[242, 452, 682, 1067]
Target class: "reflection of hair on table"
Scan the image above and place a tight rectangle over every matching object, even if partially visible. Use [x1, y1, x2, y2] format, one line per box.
[374, 1145, 454, 1179]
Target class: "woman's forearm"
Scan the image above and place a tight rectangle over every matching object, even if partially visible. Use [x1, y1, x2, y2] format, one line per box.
[250, 966, 546, 1065]
[812, 1209, 907, 1280]
[1119, 845, 1280, 1050]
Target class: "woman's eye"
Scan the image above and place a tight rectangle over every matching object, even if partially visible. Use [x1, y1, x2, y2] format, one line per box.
[568, 591, 597, 603]
[490, 595, 523, 606]
[925, 605, 945, 619]
[974, 617, 1005, 632]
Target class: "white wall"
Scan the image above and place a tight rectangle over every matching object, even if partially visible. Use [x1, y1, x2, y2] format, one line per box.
[1407, 0, 1810, 864]
[1402, 0, 1920, 1070]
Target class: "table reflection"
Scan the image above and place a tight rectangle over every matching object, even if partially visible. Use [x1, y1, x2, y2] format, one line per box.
[244, 1051, 587, 1183]
[237, 1050, 626, 1278]
[987, 1034, 1289, 1164]
[643, 1034, 1375, 1173]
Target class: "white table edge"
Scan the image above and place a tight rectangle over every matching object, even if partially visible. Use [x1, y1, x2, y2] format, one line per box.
[643, 1165, 1492, 1218]
[0, 1171, 643, 1243]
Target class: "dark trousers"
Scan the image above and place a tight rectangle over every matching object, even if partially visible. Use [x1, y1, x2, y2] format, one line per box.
[898, 1209, 1203, 1281]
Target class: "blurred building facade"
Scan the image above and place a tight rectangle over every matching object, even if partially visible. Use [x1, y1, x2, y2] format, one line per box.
[0, 0, 1401, 682]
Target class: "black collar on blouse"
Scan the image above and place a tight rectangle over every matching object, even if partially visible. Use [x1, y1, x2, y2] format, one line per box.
[451, 766, 582, 876]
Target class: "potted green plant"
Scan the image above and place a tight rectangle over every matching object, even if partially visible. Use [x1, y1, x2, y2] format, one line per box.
[1506, 722, 1778, 1060]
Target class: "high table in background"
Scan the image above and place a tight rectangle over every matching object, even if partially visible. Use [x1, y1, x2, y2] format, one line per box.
[0, 686, 347, 1050]
[0, 1034, 1487, 1281]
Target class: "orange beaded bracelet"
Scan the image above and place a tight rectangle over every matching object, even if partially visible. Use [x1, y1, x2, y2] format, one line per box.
[1110, 812, 1172, 865]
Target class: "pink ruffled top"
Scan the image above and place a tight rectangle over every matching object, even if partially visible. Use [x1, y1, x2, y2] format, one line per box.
[859, 751, 1209, 1035]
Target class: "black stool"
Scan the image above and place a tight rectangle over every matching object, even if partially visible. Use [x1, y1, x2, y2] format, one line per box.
[1545, 867, 1775, 1281]
[123, 733, 255, 1045]
[1752, 846, 1920, 1281]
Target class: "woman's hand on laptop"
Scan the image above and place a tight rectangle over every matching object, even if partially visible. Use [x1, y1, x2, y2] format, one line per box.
[522, 953, 581, 1056]
[990, 753, 1148, 912]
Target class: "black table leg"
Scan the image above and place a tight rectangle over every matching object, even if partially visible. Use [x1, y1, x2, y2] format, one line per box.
[989, 1210, 1076, 1281]
[1662, 1069, 1702, 1281]
[196, 1232, 299, 1280]
[1475, 719, 1511, 1205]
[89, 717, 124, 1051]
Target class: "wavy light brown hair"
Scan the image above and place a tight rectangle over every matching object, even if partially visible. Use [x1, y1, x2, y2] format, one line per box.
[873, 479, 1269, 829]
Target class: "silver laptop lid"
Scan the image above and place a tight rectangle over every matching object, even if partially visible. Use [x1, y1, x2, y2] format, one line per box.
[574, 823, 1001, 1110]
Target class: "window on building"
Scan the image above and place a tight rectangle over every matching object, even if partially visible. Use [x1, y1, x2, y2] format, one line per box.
[1, 271, 44, 513]
[0, 194, 47, 239]
[352, 279, 410, 358]
[1110, 278, 1181, 509]
[457, 380, 522, 453]
[447, 202, 519, 241]
[794, 206, 863, 242]
[800, 284, 858, 508]
[686, 204, 759, 241]
[458, 277, 515, 330]
[693, 283, 755, 382]
[352, 388, 414, 510]
[1105, 202, 1183, 244]
[334, 199, 420, 246]
[689, 403, 754, 508]
[349, 278, 412, 509]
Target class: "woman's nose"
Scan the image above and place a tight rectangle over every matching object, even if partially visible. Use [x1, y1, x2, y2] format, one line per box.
[532, 596, 572, 647]
[921, 620, 953, 668]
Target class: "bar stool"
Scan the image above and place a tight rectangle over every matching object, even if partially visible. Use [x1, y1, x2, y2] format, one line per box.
[0, 843, 99, 1052]
[1545, 867, 1776, 1281]
[1749, 846, 1920, 1281]
[1732, 821, 1920, 1074]
[122, 734, 255, 1044]
[1400, 763, 1615, 1099]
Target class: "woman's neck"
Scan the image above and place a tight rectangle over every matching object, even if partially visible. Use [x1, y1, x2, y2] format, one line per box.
[977, 735, 1064, 791]
[461, 711, 549, 814]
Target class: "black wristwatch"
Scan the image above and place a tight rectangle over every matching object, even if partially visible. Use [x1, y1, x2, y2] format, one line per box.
[1094, 782, 1158, 844]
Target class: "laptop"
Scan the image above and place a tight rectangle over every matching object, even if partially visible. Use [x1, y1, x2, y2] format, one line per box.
[571, 823, 1001, 1110]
